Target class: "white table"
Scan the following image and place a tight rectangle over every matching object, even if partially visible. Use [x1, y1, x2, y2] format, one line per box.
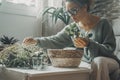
[0, 66, 91, 80]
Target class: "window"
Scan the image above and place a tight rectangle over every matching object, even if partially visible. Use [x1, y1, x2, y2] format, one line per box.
[6, 0, 36, 6]
[0, 0, 38, 17]
[0, 0, 1, 3]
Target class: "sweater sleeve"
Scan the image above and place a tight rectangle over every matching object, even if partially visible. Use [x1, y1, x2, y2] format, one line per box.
[35, 25, 73, 49]
[87, 19, 116, 57]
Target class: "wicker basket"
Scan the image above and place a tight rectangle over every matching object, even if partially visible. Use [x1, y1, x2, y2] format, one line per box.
[47, 49, 84, 68]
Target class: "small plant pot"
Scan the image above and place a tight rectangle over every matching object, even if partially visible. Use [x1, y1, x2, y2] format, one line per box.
[47, 49, 84, 68]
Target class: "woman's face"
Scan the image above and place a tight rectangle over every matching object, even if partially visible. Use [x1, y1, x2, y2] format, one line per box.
[65, 2, 87, 23]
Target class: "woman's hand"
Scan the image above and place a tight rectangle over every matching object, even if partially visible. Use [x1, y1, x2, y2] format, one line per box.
[22, 37, 38, 45]
[73, 37, 89, 48]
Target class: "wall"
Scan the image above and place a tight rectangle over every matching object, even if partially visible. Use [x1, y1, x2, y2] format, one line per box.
[0, 0, 65, 43]
[0, 12, 42, 43]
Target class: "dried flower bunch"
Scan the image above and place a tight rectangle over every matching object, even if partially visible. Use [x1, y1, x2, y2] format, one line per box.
[0, 43, 48, 68]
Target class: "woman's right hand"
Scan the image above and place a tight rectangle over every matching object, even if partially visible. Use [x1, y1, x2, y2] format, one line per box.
[22, 37, 38, 45]
[73, 37, 89, 48]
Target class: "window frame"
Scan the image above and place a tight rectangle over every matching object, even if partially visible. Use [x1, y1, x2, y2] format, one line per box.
[0, 0, 38, 17]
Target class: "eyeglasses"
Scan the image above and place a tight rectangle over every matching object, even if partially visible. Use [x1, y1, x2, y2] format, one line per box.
[66, 7, 81, 16]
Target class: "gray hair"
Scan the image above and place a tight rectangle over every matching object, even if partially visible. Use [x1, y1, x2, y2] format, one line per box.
[64, 0, 92, 12]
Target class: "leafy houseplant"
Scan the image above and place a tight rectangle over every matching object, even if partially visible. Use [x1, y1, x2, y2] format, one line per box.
[0, 35, 19, 51]
[42, 7, 70, 25]
[0, 35, 19, 46]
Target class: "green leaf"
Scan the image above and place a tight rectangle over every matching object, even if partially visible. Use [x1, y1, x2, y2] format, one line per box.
[54, 8, 61, 23]
[52, 10, 57, 22]
[42, 7, 70, 25]
[58, 15, 66, 24]
[0, 35, 18, 44]
[65, 14, 70, 25]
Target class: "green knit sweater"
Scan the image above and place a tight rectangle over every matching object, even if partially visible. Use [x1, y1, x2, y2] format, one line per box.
[35, 18, 117, 63]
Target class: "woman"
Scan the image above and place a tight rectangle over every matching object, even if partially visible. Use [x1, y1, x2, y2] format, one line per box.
[23, 0, 120, 80]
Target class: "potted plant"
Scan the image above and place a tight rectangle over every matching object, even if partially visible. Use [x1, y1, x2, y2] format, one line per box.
[42, 7, 70, 25]
[0, 35, 19, 50]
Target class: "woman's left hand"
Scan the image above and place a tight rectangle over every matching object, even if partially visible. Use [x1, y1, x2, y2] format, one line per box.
[73, 37, 89, 48]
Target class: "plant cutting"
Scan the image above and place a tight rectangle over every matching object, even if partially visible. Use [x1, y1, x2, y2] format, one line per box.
[65, 23, 92, 39]
[42, 7, 70, 25]
[65, 23, 81, 38]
